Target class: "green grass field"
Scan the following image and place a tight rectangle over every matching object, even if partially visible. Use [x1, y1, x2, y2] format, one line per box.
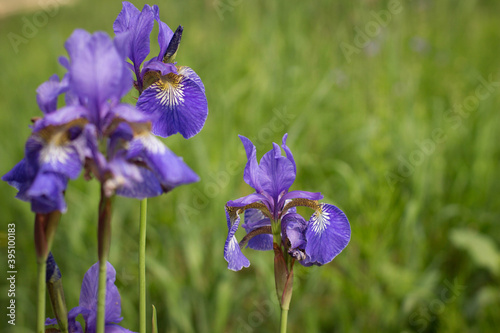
[1, 0, 499, 332]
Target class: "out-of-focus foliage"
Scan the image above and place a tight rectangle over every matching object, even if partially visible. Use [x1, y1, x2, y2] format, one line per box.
[0, 0, 499, 332]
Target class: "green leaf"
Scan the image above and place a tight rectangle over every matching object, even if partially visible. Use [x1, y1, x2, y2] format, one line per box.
[151, 305, 157, 333]
[450, 228, 500, 276]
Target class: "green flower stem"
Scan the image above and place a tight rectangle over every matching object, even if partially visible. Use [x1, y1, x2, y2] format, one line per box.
[272, 228, 294, 333]
[139, 198, 148, 333]
[97, 187, 113, 333]
[34, 212, 61, 333]
[36, 258, 47, 333]
[280, 307, 289, 333]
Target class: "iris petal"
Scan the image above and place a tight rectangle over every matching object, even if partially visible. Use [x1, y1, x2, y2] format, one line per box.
[33, 105, 88, 131]
[177, 66, 205, 93]
[304, 203, 350, 266]
[29, 119, 87, 180]
[107, 156, 163, 199]
[137, 72, 208, 138]
[128, 132, 200, 190]
[113, 3, 154, 73]
[282, 212, 307, 250]
[152, 4, 174, 61]
[226, 192, 267, 208]
[238, 135, 262, 192]
[79, 262, 123, 331]
[65, 30, 132, 121]
[36, 74, 69, 114]
[242, 209, 273, 251]
[258, 142, 295, 201]
[27, 172, 68, 213]
[281, 133, 296, 175]
[2, 159, 35, 201]
[224, 210, 250, 271]
[113, 1, 140, 34]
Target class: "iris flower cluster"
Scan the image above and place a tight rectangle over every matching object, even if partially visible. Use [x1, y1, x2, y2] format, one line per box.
[2, 2, 208, 333]
[2, 2, 207, 213]
[3, 1, 350, 332]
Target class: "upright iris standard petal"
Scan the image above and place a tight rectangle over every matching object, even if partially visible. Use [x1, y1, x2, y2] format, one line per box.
[152, 4, 173, 61]
[113, 2, 154, 74]
[304, 203, 351, 266]
[257, 142, 296, 201]
[281, 133, 296, 174]
[239, 135, 262, 192]
[224, 210, 250, 271]
[113, 1, 140, 34]
[136, 70, 208, 138]
[65, 29, 132, 123]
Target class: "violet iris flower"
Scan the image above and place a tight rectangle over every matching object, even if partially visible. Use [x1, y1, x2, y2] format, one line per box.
[2, 28, 199, 211]
[224, 134, 351, 271]
[46, 261, 135, 333]
[114, 1, 208, 139]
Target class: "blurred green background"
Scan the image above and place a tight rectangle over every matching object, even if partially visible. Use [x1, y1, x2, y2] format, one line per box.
[1, 0, 500, 332]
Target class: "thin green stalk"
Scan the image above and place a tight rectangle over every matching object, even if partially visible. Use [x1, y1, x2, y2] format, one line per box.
[36, 259, 47, 333]
[97, 187, 112, 333]
[139, 198, 148, 333]
[97, 259, 107, 333]
[34, 212, 61, 333]
[280, 307, 289, 333]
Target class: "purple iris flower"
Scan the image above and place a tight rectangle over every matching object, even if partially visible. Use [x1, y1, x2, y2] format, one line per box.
[114, 1, 208, 139]
[3, 28, 200, 210]
[46, 261, 135, 333]
[1, 117, 87, 213]
[101, 122, 199, 198]
[224, 134, 351, 271]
